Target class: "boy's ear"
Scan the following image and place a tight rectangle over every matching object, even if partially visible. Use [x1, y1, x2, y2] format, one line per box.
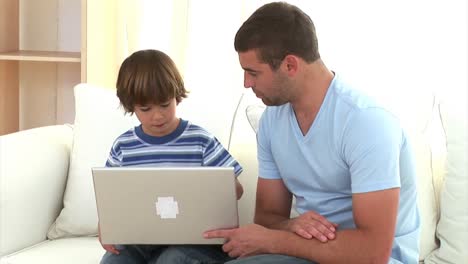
[283, 55, 298, 76]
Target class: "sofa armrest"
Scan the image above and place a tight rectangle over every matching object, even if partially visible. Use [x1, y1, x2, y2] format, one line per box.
[0, 125, 73, 257]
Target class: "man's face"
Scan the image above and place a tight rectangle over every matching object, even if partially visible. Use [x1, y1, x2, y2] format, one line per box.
[238, 50, 290, 106]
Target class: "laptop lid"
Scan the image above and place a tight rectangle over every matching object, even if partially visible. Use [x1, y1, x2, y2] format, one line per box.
[92, 167, 238, 245]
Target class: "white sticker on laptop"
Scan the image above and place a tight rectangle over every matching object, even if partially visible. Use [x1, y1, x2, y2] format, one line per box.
[155, 197, 179, 219]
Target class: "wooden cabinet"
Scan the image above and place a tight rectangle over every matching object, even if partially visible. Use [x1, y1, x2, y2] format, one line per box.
[0, 0, 85, 135]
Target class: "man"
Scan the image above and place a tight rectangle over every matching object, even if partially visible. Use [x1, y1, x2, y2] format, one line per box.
[204, 2, 420, 263]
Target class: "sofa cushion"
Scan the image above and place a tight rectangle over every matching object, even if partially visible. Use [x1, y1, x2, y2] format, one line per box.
[47, 84, 138, 239]
[245, 104, 266, 133]
[0, 237, 104, 264]
[407, 101, 446, 260]
[425, 97, 468, 263]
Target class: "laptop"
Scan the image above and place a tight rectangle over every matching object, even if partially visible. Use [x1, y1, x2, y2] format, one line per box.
[92, 166, 239, 245]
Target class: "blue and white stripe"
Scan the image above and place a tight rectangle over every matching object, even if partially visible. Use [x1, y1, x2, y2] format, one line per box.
[106, 119, 242, 176]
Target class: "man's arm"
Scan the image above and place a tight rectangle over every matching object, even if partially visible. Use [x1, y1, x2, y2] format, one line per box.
[261, 187, 400, 263]
[254, 178, 292, 227]
[212, 188, 400, 263]
[256, 178, 337, 241]
[205, 186, 399, 263]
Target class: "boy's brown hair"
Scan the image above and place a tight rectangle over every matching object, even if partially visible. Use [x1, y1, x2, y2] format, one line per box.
[116, 49, 188, 113]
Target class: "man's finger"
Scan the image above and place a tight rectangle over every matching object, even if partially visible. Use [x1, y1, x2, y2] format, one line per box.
[203, 228, 234, 238]
[228, 248, 241, 258]
[222, 241, 234, 252]
[304, 211, 337, 232]
[305, 223, 335, 240]
[296, 228, 313, 239]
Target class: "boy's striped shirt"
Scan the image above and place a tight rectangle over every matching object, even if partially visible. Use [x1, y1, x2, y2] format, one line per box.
[106, 119, 242, 176]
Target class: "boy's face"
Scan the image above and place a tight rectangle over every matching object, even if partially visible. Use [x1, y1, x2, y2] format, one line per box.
[134, 98, 179, 137]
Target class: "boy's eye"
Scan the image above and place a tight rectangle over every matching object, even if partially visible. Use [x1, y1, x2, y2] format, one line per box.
[160, 103, 170, 108]
[139, 107, 151, 112]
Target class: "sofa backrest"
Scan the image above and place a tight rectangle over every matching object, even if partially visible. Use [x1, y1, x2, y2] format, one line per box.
[0, 125, 73, 256]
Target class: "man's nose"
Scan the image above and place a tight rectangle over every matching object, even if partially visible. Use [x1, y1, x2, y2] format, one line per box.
[244, 73, 253, 89]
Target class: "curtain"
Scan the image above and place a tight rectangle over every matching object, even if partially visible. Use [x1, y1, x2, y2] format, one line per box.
[115, 0, 466, 143]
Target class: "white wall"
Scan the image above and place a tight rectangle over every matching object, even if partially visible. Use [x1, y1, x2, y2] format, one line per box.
[18, 0, 465, 141]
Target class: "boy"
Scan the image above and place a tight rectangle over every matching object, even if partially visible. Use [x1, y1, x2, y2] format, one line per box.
[99, 49, 243, 264]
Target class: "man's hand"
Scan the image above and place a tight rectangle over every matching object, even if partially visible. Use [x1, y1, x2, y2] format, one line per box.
[283, 211, 338, 242]
[204, 224, 275, 258]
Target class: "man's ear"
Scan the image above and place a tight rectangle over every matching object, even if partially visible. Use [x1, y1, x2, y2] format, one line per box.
[283, 55, 299, 76]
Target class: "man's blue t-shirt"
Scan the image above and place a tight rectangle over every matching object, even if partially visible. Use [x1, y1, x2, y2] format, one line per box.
[257, 74, 420, 263]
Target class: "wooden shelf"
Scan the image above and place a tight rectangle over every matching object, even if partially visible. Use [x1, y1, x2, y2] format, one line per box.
[0, 0, 84, 135]
[0, 50, 80, 63]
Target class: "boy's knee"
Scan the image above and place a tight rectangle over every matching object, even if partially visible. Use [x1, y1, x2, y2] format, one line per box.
[153, 246, 193, 264]
[154, 245, 229, 264]
[100, 247, 145, 264]
[100, 251, 128, 264]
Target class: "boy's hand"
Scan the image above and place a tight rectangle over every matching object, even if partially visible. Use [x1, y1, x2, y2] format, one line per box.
[284, 211, 338, 242]
[98, 223, 120, 254]
[235, 179, 244, 200]
[101, 243, 120, 255]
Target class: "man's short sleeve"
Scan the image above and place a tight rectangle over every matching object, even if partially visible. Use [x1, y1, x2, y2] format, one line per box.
[343, 108, 403, 193]
[257, 108, 281, 179]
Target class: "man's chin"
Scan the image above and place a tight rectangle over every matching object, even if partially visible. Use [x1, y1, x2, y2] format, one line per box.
[262, 98, 287, 106]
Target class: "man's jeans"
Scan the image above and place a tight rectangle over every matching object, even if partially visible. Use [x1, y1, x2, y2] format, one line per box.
[101, 244, 402, 263]
[100, 245, 313, 264]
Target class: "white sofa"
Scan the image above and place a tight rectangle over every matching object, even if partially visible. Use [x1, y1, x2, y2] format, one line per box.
[0, 84, 466, 264]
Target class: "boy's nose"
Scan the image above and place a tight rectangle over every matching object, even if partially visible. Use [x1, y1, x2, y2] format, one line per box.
[152, 110, 164, 120]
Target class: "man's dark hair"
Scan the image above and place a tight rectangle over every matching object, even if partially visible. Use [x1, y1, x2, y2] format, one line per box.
[235, 2, 320, 70]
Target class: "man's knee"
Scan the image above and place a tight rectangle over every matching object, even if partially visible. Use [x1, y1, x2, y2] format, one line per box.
[226, 254, 314, 264]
